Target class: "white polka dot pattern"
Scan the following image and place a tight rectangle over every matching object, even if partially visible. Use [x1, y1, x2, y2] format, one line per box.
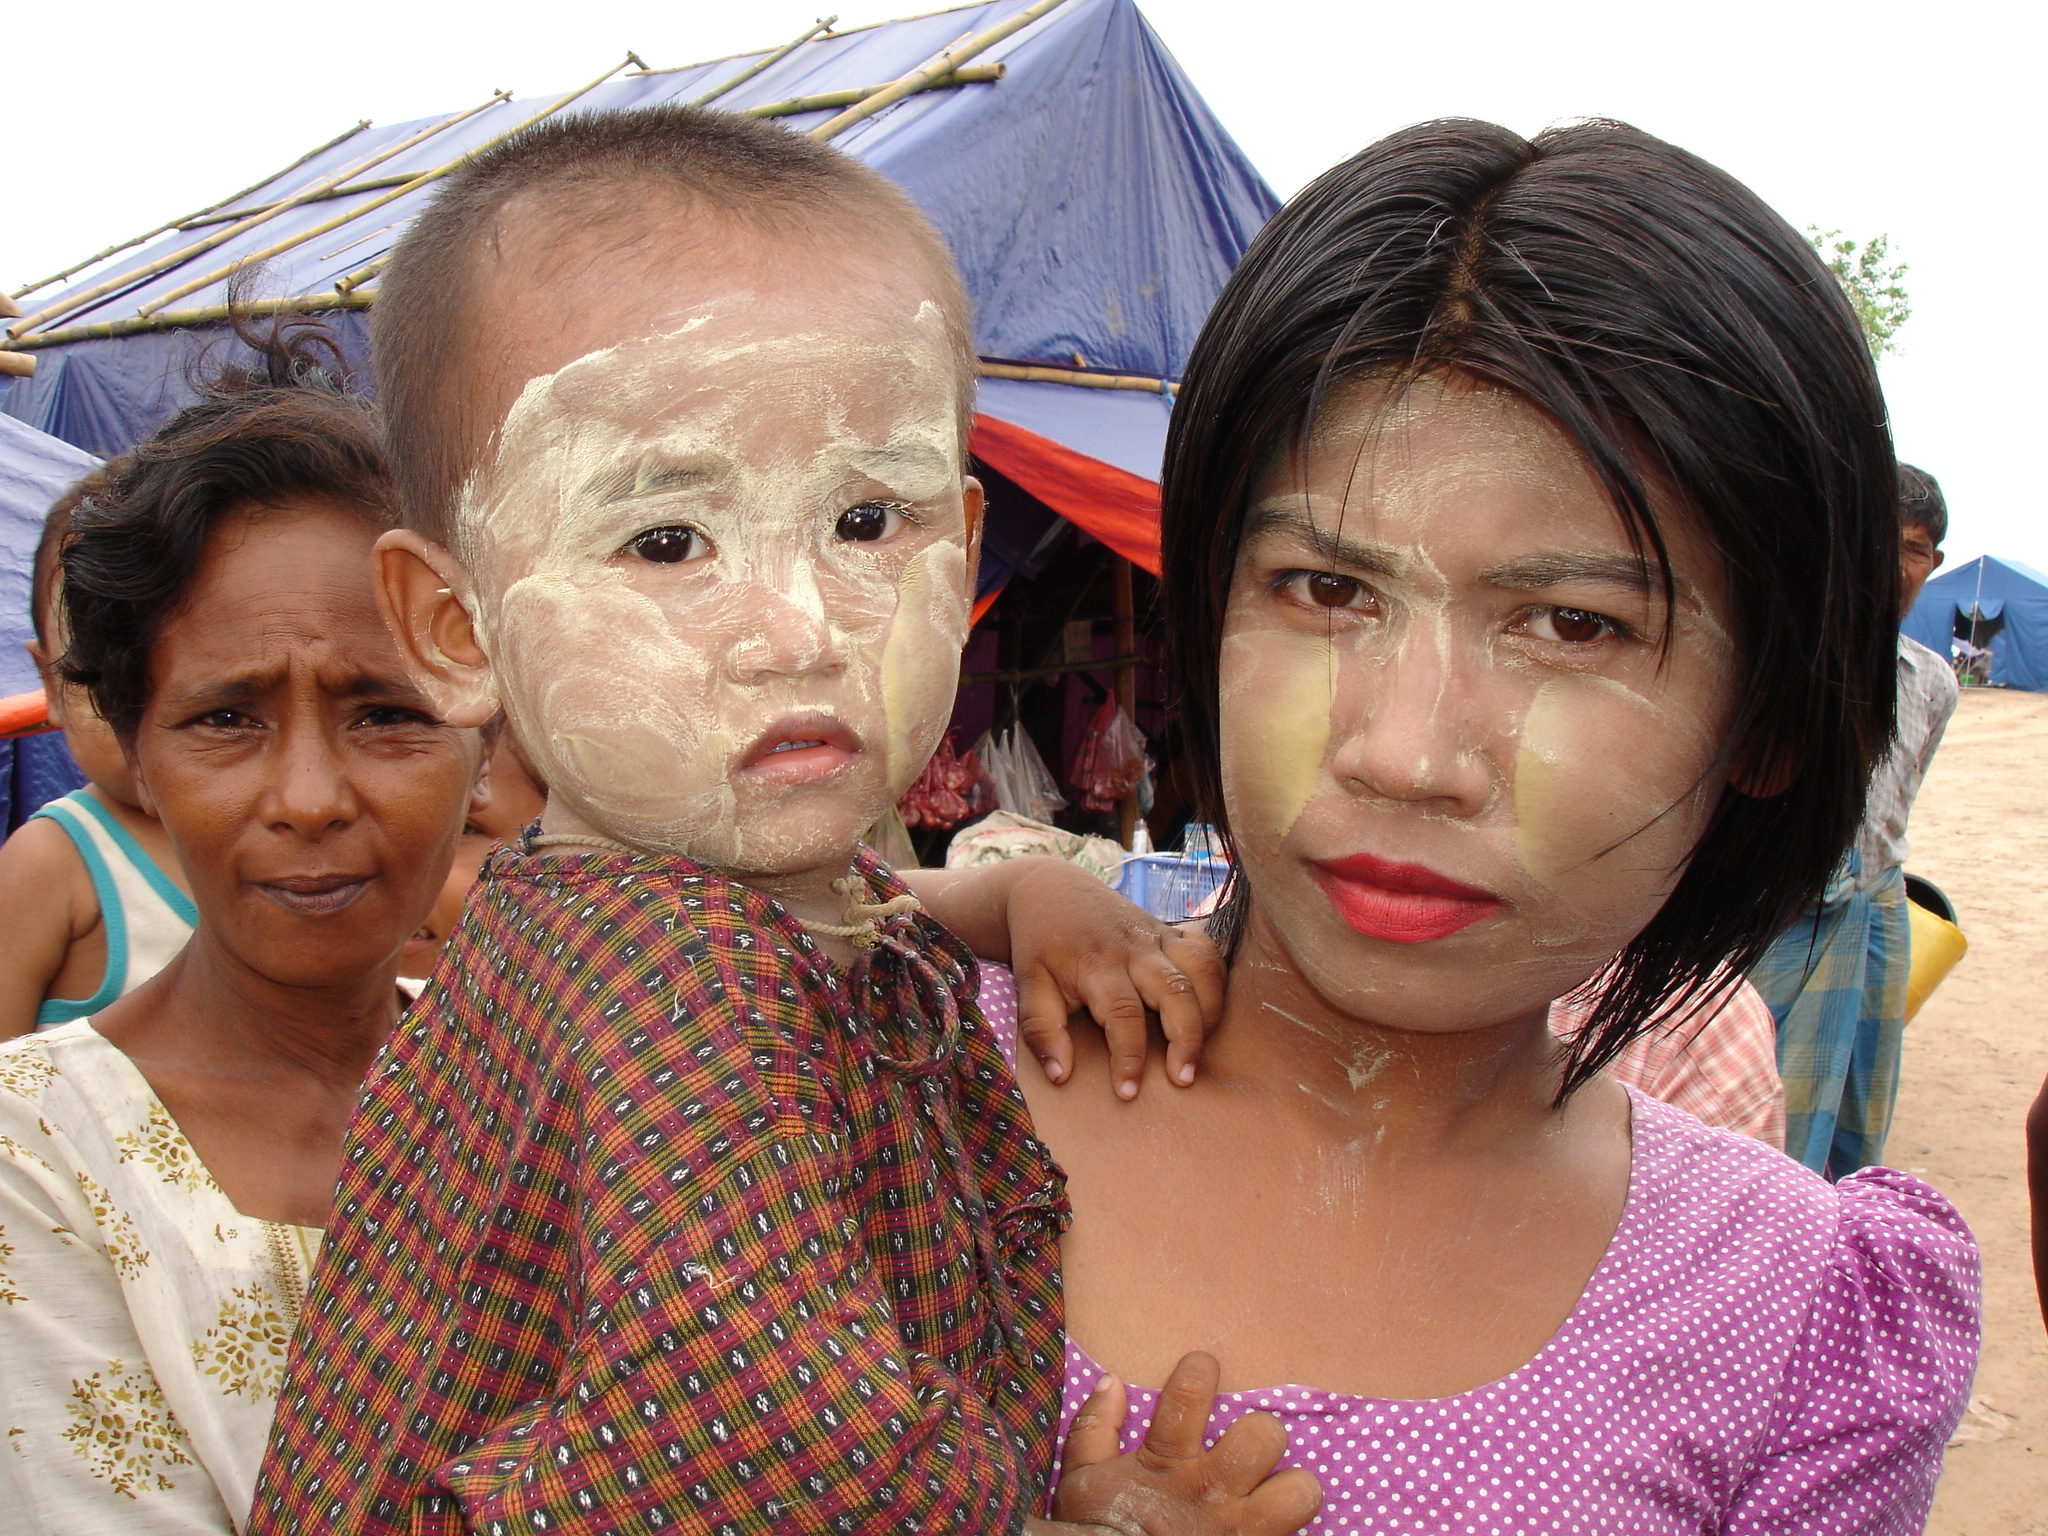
[977, 964, 1982, 1534]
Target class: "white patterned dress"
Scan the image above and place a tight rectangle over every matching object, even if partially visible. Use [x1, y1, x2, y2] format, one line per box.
[0, 1020, 320, 1533]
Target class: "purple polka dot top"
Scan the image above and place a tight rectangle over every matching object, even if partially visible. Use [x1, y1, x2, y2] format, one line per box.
[978, 964, 1980, 1534]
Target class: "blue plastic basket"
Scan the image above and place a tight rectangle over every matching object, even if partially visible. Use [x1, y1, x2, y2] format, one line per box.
[1115, 853, 1230, 922]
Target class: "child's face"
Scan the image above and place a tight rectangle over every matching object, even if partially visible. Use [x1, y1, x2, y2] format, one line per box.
[1219, 375, 1738, 1034]
[455, 228, 976, 879]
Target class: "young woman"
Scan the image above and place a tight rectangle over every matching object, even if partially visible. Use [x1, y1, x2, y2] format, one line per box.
[1010, 119, 1979, 1533]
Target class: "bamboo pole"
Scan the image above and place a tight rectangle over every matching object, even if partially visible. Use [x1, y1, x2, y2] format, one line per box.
[8, 120, 372, 302]
[747, 63, 1003, 118]
[136, 58, 641, 321]
[810, 0, 1067, 142]
[686, 15, 837, 105]
[0, 351, 35, 378]
[9, 94, 510, 339]
[977, 359, 1175, 393]
[0, 290, 374, 351]
[0, 293, 18, 320]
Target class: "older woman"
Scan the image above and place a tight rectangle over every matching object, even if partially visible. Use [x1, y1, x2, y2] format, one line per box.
[0, 346, 490, 1532]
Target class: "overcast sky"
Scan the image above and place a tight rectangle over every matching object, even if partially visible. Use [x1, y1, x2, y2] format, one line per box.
[10, 0, 2040, 569]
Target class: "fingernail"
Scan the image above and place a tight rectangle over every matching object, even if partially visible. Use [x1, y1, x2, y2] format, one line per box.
[1043, 1060, 1065, 1082]
[1118, 1080, 1138, 1100]
[1175, 1064, 1195, 1085]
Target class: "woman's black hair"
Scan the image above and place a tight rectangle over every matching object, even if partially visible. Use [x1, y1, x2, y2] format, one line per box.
[1163, 119, 1899, 1095]
[59, 313, 396, 738]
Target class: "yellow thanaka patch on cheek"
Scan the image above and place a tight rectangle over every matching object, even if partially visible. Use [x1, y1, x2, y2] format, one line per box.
[1512, 681, 1575, 883]
[1224, 629, 1335, 838]
[879, 541, 970, 794]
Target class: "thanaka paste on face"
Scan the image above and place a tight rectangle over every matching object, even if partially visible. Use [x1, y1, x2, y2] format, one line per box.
[1218, 375, 1736, 1032]
[451, 291, 972, 877]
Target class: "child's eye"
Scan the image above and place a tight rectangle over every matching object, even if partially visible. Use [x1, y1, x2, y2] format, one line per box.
[1519, 606, 1624, 645]
[835, 501, 910, 543]
[1276, 569, 1375, 611]
[628, 526, 706, 564]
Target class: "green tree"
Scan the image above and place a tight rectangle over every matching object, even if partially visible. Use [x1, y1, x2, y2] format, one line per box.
[1807, 228, 1911, 359]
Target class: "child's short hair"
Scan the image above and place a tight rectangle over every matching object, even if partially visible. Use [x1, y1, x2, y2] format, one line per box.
[372, 103, 977, 548]
[60, 319, 395, 738]
[1897, 463, 1947, 545]
[31, 459, 126, 648]
[1160, 119, 1900, 1092]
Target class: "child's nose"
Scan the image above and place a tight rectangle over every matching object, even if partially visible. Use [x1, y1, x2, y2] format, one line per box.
[724, 576, 849, 683]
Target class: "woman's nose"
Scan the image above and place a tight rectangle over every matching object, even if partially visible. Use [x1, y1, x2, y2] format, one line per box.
[1328, 626, 1494, 812]
[262, 722, 362, 837]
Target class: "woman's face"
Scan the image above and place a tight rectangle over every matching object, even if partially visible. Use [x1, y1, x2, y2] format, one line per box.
[1219, 375, 1738, 1033]
[131, 505, 483, 991]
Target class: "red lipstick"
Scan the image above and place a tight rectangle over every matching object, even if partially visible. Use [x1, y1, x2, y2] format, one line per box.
[1311, 851, 1502, 944]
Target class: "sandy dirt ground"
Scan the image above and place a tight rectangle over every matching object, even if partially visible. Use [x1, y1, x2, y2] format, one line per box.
[1887, 687, 2048, 1530]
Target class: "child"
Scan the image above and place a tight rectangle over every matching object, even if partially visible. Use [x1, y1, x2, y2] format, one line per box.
[255, 106, 1314, 1536]
[397, 731, 548, 980]
[1751, 462, 1960, 1175]
[0, 471, 194, 1039]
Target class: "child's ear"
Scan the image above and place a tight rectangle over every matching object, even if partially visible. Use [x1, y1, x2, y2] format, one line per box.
[469, 736, 496, 816]
[23, 639, 65, 727]
[373, 530, 500, 729]
[961, 475, 985, 564]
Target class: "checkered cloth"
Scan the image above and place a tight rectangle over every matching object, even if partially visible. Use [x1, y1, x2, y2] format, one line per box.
[1552, 972, 1785, 1146]
[1751, 860, 1910, 1179]
[252, 844, 1068, 1535]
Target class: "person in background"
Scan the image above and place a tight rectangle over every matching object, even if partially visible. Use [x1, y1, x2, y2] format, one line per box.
[395, 732, 545, 980]
[0, 463, 195, 1040]
[1752, 462, 1958, 1177]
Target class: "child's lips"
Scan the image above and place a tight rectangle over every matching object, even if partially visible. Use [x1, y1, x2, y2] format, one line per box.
[736, 714, 862, 785]
[1311, 851, 1503, 944]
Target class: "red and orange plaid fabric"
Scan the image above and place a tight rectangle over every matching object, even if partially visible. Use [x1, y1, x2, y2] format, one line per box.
[252, 845, 1068, 1535]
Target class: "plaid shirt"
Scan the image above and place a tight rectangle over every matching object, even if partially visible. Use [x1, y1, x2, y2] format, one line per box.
[252, 845, 1068, 1535]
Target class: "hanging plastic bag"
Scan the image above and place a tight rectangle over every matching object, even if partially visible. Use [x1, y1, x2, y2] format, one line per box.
[975, 723, 1066, 824]
[1067, 700, 1154, 814]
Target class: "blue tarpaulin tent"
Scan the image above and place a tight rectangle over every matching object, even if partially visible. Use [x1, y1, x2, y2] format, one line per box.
[2, 0, 1276, 590]
[1903, 555, 2048, 694]
[0, 415, 92, 827]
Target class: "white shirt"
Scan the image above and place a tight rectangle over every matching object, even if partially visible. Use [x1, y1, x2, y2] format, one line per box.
[0, 1022, 319, 1533]
[1852, 634, 1959, 887]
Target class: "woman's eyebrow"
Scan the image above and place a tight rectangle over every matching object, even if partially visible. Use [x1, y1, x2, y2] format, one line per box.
[1478, 552, 1656, 594]
[1244, 506, 1402, 577]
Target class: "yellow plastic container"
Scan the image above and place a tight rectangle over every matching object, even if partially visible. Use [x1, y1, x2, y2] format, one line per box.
[1904, 899, 1968, 1022]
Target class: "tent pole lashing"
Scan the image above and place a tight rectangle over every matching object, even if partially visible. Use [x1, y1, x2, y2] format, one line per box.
[747, 64, 1003, 118]
[8, 94, 512, 339]
[0, 290, 376, 351]
[133, 57, 641, 321]
[685, 15, 838, 104]
[7, 119, 373, 303]
[808, 0, 1068, 141]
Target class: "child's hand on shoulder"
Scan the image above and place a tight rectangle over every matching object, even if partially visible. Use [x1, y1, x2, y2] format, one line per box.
[902, 857, 1226, 1099]
[1035, 1353, 1321, 1536]
[1003, 857, 1224, 1099]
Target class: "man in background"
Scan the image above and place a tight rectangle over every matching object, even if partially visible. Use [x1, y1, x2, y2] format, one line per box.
[1752, 463, 1959, 1177]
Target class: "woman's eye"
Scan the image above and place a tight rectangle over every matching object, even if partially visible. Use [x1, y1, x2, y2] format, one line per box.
[1525, 606, 1618, 645]
[1279, 569, 1371, 610]
[195, 709, 254, 730]
[835, 502, 909, 543]
[355, 706, 427, 730]
[628, 526, 704, 564]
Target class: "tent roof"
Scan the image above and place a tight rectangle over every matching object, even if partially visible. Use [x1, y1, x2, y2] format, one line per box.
[0, 414, 97, 696]
[3, 0, 1275, 504]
